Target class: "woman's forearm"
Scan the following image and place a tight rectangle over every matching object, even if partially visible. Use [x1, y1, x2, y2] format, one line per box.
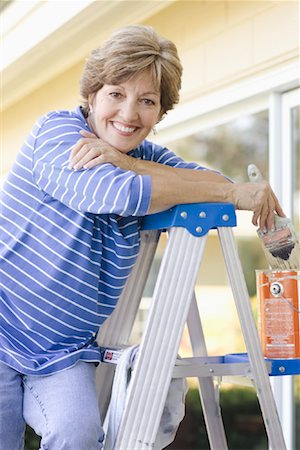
[129, 157, 232, 212]
[130, 157, 229, 183]
[149, 175, 233, 213]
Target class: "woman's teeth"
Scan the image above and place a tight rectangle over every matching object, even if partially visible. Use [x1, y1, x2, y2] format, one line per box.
[114, 123, 136, 133]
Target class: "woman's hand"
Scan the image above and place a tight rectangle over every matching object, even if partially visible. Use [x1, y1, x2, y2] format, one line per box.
[69, 130, 134, 171]
[231, 181, 285, 231]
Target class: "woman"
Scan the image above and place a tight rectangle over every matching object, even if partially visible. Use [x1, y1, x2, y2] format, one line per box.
[0, 25, 283, 450]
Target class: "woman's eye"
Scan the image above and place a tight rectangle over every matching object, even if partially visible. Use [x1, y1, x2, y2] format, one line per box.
[141, 98, 155, 106]
[109, 92, 122, 98]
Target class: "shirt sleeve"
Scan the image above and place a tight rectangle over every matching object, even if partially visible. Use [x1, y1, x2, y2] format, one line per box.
[142, 140, 209, 169]
[32, 111, 151, 217]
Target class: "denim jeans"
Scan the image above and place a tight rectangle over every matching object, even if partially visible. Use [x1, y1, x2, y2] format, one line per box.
[0, 361, 104, 450]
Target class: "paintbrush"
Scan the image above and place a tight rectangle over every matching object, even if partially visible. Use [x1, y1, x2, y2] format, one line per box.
[247, 164, 299, 270]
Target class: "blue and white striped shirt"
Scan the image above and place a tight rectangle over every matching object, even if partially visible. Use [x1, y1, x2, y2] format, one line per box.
[0, 106, 203, 375]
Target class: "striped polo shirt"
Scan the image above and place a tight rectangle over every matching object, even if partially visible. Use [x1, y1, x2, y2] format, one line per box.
[0, 106, 203, 375]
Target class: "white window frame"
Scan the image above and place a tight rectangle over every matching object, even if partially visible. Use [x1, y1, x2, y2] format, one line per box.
[269, 87, 300, 450]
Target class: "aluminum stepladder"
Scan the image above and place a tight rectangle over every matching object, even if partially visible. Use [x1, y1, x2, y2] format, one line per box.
[96, 202, 287, 450]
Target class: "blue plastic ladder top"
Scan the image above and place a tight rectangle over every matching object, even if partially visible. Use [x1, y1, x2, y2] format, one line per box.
[142, 202, 236, 236]
[225, 353, 300, 376]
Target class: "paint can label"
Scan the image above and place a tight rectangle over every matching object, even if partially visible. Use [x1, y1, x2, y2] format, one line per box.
[256, 270, 300, 358]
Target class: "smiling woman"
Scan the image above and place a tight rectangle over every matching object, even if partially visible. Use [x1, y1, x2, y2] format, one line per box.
[0, 24, 285, 450]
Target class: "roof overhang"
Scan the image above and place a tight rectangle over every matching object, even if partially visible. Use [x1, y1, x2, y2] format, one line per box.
[1, 0, 174, 110]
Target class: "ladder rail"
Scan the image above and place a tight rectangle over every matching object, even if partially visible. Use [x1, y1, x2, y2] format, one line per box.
[97, 230, 160, 421]
[114, 228, 208, 450]
[218, 226, 286, 450]
[187, 293, 228, 449]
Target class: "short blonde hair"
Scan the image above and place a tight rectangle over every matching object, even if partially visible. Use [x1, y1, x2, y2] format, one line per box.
[80, 25, 183, 119]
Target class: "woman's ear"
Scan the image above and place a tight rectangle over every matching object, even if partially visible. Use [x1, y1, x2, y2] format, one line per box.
[88, 93, 96, 113]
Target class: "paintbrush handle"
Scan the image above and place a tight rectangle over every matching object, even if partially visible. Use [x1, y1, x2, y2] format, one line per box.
[247, 164, 264, 182]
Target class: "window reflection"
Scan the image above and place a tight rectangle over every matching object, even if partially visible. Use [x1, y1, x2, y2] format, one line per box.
[167, 111, 268, 183]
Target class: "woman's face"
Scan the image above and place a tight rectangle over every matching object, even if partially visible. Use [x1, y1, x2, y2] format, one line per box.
[88, 71, 161, 153]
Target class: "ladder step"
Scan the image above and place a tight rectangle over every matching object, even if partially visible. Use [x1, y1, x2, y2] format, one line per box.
[100, 347, 300, 377]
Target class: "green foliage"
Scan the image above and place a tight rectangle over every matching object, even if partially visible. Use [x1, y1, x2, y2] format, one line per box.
[169, 385, 300, 450]
[24, 426, 40, 450]
[236, 237, 267, 298]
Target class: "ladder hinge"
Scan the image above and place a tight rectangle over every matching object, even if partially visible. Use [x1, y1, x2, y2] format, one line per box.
[141, 202, 236, 236]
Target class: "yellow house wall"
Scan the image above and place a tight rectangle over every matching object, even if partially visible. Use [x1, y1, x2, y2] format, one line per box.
[2, 61, 84, 175]
[144, 0, 299, 101]
[2, 1, 298, 178]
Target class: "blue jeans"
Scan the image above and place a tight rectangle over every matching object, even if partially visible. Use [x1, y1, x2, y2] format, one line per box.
[0, 361, 104, 450]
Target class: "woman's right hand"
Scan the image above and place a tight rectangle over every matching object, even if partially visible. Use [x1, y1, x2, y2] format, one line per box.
[69, 130, 134, 171]
[231, 181, 285, 231]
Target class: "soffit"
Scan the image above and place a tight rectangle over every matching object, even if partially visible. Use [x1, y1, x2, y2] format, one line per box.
[1, 0, 175, 110]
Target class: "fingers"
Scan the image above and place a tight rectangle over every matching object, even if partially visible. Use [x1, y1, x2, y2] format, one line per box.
[235, 182, 284, 232]
[80, 130, 97, 138]
[70, 144, 102, 170]
[260, 196, 274, 232]
[83, 155, 106, 169]
[69, 133, 102, 170]
[69, 130, 97, 161]
[69, 133, 120, 170]
[255, 189, 286, 232]
[70, 138, 95, 161]
[252, 208, 260, 227]
[272, 192, 285, 218]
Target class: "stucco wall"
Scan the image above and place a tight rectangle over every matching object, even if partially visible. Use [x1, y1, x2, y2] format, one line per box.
[2, 61, 84, 174]
[144, 1, 299, 101]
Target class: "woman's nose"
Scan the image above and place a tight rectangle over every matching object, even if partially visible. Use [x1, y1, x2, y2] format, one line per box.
[119, 99, 139, 122]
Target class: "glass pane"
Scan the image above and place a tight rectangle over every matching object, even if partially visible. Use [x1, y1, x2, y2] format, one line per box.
[164, 111, 269, 355]
[166, 110, 269, 182]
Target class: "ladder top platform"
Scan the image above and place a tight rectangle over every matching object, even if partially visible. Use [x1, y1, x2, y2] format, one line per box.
[141, 202, 236, 236]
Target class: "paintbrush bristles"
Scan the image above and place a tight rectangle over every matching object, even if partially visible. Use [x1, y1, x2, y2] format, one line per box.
[261, 240, 300, 270]
[257, 219, 299, 270]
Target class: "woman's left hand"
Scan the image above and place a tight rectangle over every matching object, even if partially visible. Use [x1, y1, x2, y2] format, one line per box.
[69, 130, 132, 171]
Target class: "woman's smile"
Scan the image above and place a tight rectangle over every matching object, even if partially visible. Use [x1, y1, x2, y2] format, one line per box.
[111, 121, 139, 135]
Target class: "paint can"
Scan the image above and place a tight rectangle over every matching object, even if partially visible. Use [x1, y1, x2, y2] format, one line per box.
[256, 270, 300, 358]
